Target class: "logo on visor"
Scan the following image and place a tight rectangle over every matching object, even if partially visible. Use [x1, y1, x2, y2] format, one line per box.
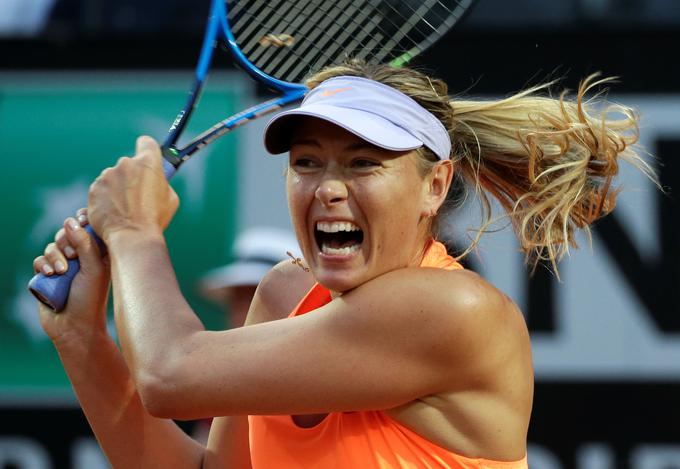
[320, 87, 352, 97]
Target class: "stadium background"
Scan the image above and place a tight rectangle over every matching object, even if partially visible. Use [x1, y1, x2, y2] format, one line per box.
[0, 0, 678, 467]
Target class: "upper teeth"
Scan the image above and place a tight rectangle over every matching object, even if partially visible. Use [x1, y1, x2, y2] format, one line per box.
[316, 221, 360, 233]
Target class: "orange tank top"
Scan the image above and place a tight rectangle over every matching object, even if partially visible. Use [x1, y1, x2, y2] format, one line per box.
[248, 241, 528, 469]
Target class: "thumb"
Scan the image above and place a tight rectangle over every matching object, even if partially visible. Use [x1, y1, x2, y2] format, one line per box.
[135, 135, 164, 173]
[136, 135, 160, 154]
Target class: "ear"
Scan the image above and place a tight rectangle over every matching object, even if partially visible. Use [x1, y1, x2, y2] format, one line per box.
[422, 160, 454, 218]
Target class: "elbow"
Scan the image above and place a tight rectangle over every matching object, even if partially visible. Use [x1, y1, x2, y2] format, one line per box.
[131, 334, 209, 419]
[136, 368, 180, 418]
[134, 361, 199, 419]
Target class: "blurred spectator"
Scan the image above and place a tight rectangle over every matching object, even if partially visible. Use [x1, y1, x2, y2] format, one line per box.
[198, 226, 304, 328]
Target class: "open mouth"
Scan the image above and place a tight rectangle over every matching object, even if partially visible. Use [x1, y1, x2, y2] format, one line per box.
[314, 221, 364, 256]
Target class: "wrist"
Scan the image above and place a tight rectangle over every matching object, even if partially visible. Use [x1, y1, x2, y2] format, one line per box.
[105, 226, 165, 251]
[52, 326, 112, 355]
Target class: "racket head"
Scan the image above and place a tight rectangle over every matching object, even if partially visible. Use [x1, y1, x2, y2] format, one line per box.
[222, 0, 476, 89]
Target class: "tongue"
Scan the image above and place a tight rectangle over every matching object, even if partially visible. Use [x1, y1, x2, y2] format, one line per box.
[325, 238, 360, 249]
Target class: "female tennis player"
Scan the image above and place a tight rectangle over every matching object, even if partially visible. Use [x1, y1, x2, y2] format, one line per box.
[33, 60, 653, 468]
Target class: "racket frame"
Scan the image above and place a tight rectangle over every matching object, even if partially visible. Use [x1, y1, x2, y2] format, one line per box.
[162, 0, 308, 168]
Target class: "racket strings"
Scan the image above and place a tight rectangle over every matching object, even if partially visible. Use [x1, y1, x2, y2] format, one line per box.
[388, 0, 473, 56]
[373, 0, 448, 63]
[230, 0, 332, 79]
[226, 0, 468, 84]
[233, 0, 401, 57]
[231, 0, 396, 82]
[276, 0, 386, 81]
[259, 0, 353, 77]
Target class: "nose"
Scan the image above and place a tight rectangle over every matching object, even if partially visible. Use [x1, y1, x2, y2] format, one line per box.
[315, 178, 348, 208]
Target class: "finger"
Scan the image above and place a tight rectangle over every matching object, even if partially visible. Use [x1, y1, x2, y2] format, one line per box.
[33, 255, 54, 276]
[63, 217, 103, 276]
[54, 228, 77, 260]
[44, 242, 68, 275]
[75, 207, 88, 226]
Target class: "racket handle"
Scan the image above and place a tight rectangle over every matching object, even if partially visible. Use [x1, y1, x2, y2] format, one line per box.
[28, 224, 103, 311]
[27, 158, 178, 312]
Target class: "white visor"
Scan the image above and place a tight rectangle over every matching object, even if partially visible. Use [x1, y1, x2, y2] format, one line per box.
[264, 76, 451, 160]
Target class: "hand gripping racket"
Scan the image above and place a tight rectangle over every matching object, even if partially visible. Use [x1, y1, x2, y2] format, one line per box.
[28, 0, 476, 311]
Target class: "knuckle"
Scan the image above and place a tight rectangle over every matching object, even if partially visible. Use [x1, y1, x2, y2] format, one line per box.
[44, 242, 57, 257]
[117, 156, 132, 169]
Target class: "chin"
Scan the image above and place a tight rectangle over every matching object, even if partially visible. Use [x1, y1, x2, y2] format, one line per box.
[313, 269, 364, 294]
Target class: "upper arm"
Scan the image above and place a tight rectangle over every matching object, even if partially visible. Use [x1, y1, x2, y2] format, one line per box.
[164, 268, 522, 419]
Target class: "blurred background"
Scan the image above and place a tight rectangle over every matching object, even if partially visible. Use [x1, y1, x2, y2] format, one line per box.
[0, 0, 678, 468]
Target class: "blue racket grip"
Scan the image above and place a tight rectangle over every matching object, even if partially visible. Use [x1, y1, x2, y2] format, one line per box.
[28, 158, 177, 312]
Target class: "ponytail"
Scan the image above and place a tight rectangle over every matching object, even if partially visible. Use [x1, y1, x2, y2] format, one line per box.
[449, 75, 658, 272]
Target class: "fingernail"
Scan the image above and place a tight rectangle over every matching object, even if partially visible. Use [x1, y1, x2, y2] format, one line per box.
[77, 214, 87, 225]
[42, 264, 54, 276]
[64, 246, 76, 258]
[68, 218, 80, 231]
[55, 260, 66, 273]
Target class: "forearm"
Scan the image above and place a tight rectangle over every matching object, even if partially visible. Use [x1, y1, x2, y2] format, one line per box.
[107, 230, 205, 408]
[55, 331, 204, 469]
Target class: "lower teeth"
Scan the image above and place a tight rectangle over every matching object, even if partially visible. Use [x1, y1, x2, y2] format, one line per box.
[321, 243, 360, 256]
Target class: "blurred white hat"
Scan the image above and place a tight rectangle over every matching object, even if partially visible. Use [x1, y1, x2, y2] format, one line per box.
[198, 226, 301, 301]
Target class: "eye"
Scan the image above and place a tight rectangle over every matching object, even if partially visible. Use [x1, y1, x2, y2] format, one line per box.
[290, 156, 320, 169]
[351, 158, 380, 169]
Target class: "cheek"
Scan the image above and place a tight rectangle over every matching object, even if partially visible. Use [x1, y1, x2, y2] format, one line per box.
[367, 175, 424, 217]
[286, 173, 313, 248]
[355, 180, 415, 237]
[371, 178, 426, 239]
[286, 171, 305, 214]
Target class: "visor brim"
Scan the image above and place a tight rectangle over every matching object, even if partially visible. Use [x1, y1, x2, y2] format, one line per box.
[264, 104, 424, 154]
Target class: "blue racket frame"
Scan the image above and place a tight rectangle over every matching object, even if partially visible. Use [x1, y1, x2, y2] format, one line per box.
[29, 0, 308, 311]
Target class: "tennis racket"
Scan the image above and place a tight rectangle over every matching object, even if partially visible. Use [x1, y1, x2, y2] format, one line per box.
[28, 0, 476, 311]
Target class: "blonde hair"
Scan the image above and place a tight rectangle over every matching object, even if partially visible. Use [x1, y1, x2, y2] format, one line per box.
[305, 59, 658, 274]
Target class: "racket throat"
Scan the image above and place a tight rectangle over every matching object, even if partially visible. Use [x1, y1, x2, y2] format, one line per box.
[161, 146, 184, 170]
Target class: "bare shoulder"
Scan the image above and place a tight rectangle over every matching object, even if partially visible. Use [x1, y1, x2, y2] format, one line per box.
[356, 266, 522, 324]
[434, 268, 524, 325]
[427, 268, 527, 344]
[437, 268, 529, 347]
[245, 259, 316, 325]
[344, 267, 529, 371]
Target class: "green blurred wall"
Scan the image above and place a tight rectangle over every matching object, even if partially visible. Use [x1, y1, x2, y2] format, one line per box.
[0, 72, 242, 401]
